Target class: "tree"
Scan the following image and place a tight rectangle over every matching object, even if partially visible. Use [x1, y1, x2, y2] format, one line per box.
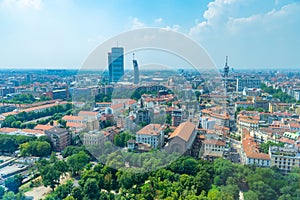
[2, 115, 17, 127]
[0, 186, 5, 199]
[2, 191, 16, 200]
[166, 114, 172, 124]
[19, 142, 31, 157]
[259, 141, 284, 153]
[62, 146, 85, 158]
[207, 187, 221, 200]
[64, 196, 76, 200]
[83, 178, 100, 200]
[244, 190, 258, 200]
[250, 181, 277, 200]
[0, 137, 17, 153]
[54, 160, 68, 176]
[169, 157, 198, 175]
[67, 151, 90, 176]
[213, 158, 235, 186]
[220, 184, 239, 200]
[194, 170, 211, 195]
[4, 174, 23, 193]
[36, 141, 51, 157]
[40, 164, 61, 191]
[54, 180, 73, 199]
[71, 186, 83, 200]
[19, 141, 51, 157]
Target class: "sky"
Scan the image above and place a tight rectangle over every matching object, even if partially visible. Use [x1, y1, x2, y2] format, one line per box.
[0, 0, 300, 70]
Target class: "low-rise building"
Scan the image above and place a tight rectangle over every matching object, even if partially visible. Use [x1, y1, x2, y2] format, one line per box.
[241, 132, 270, 167]
[136, 124, 164, 148]
[166, 121, 197, 155]
[202, 137, 226, 159]
[269, 145, 300, 174]
[83, 131, 105, 146]
[45, 127, 70, 151]
[269, 102, 292, 113]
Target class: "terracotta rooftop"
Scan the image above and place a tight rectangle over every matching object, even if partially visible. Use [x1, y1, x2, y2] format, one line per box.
[0, 127, 18, 133]
[78, 111, 98, 116]
[2, 101, 68, 116]
[21, 129, 45, 135]
[136, 124, 163, 136]
[169, 121, 195, 142]
[66, 122, 86, 128]
[203, 139, 226, 146]
[242, 133, 270, 160]
[62, 115, 84, 121]
[34, 124, 54, 131]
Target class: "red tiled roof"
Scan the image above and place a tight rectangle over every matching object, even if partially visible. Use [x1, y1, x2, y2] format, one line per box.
[137, 124, 163, 136]
[78, 111, 98, 116]
[242, 133, 270, 160]
[66, 122, 86, 128]
[203, 139, 226, 146]
[0, 127, 18, 133]
[62, 115, 84, 121]
[169, 121, 195, 142]
[34, 124, 54, 131]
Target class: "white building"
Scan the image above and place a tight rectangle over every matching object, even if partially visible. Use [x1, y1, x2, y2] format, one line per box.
[200, 117, 216, 130]
[136, 124, 164, 148]
[269, 145, 300, 174]
[241, 132, 270, 167]
[236, 78, 261, 92]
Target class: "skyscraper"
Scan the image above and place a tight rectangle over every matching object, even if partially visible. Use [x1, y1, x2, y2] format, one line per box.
[132, 53, 139, 84]
[108, 47, 124, 83]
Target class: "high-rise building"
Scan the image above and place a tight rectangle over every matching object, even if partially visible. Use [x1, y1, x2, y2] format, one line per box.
[236, 78, 261, 92]
[108, 47, 124, 83]
[133, 53, 139, 84]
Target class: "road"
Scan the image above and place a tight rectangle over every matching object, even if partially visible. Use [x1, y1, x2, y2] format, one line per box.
[22, 116, 52, 125]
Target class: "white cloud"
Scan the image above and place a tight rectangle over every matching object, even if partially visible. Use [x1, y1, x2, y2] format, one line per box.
[1, 0, 43, 10]
[130, 17, 146, 29]
[163, 24, 180, 32]
[188, 0, 300, 68]
[154, 17, 163, 23]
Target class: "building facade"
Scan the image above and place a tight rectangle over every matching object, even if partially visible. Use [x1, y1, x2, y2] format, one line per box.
[136, 124, 164, 148]
[108, 47, 124, 83]
[269, 145, 300, 174]
[45, 127, 70, 151]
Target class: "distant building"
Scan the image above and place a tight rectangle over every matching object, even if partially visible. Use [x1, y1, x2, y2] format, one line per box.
[83, 131, 105, 146]
[171, 110, 182, 127]
[78, 111, 99, 121]
[236, 78, 261, 92]
[50, 89, 69, 100]
[293, 90, 300, 101]
[133, 108, 152, 125]
[136, 124, 164, 148]
[202, 137, 226, 160]
[108, 47, 124, 83]
[200, 117, 216, 130]
[235, 101, 254, 111]
[133, 54, 139, 84]
[241, 132, 270, 167]
[269, 102, 292, 113]
[269, 145, 300, 174]
[242, 88, 261, 97]
[45, 127, 70, 151]
[167, 121, 197, 155]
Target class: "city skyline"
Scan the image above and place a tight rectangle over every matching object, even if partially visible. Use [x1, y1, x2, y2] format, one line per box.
[0, 0, 300, 70]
